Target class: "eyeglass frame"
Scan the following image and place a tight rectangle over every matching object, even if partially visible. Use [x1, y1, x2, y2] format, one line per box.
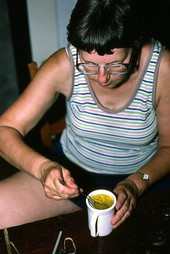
[75, 47, 137, 76]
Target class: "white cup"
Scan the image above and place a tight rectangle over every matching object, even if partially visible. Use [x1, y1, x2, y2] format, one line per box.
[86, 189, 116, 237]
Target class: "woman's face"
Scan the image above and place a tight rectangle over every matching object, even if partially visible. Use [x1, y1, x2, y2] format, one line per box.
[79, 48, 133, 89]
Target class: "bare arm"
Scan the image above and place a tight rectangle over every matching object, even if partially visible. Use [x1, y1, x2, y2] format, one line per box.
[0, 48, 79, 199]
[127, 48, 170, 192]
[111, 48, 170, 228]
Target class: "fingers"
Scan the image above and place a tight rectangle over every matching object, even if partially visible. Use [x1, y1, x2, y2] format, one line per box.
[114, 190, 128, 210]
[111, 183, 137, 228]
[43, 178, 79, 200]
[62, 169, 78, 189]
[40, 164, 79, 200]
[111, 196, 135, 228]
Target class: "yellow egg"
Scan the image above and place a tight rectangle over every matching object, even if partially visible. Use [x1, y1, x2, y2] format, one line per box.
[91, 194, 114, 210]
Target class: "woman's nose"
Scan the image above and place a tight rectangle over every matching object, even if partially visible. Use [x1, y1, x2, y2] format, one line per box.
[97, 68, 110, 83]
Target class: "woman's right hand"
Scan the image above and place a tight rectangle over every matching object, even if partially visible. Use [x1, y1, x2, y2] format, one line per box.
[39, 162, 80, 200]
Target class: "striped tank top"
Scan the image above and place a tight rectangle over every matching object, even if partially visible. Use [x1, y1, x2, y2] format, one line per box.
[60, 41, 165, 174]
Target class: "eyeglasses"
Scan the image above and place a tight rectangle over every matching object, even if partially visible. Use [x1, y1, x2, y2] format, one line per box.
[76, 50, 133, 76]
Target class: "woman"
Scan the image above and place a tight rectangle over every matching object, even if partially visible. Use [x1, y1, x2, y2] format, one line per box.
[0, 0, 170, 229]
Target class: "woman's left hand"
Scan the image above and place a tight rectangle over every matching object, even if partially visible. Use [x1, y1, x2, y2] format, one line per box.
[111, 179, 139, 229]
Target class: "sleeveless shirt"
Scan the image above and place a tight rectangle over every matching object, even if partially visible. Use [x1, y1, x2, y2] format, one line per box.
[60, 41, 165, 174]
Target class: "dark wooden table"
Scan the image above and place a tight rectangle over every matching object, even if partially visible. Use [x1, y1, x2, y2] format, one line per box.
[0, 188, 170, 254]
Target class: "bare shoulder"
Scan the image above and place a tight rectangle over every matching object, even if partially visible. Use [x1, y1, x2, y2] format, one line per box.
[156, 48, 170, 103]
[156, 48, 170, 145]
[36, 47, 72, 96]
[158, 48, 170, 80]
[0, 48, 72, 135]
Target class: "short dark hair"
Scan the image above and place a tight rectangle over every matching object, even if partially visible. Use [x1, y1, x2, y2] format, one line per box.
[67, 0, 149, 55]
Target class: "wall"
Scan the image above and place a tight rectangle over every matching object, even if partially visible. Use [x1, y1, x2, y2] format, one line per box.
[26, 0, 77, 67]
[55, 0, 77, 48]
[26, 0, 58, 67]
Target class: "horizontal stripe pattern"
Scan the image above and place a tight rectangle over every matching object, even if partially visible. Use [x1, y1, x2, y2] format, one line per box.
[60, 42, 161, 174]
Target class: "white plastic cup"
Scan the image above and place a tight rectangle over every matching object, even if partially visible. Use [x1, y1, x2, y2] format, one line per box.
[86, 189, 117, 237]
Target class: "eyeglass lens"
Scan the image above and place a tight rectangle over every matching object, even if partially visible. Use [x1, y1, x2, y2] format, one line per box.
[77, 63, 128, 75]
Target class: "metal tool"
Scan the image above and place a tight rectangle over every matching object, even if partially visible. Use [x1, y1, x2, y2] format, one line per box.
[57, 178, 109, 209]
